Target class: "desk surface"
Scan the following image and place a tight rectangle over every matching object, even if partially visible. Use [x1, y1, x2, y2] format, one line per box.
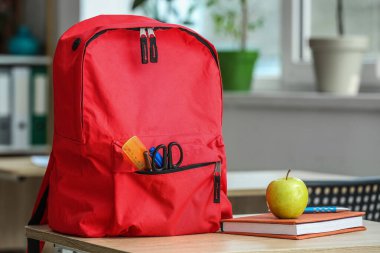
[26, 222, 380, 253]
[0, 157, 45, 180]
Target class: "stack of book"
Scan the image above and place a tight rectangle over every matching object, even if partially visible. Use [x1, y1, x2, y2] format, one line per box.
[221, 211, 366, 239]
[0, 66, 48, 150]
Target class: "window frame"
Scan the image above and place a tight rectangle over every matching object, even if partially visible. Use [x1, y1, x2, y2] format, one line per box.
[281, 0, 380, 90]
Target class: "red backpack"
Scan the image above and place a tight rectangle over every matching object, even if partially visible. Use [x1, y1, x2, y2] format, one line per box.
[28, 15, 232, 252]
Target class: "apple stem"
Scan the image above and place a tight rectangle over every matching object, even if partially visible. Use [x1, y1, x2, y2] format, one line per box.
[286, 169, 291, 180]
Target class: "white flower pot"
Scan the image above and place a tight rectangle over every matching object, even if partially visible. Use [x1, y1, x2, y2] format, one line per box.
[309, 37, 368, 95]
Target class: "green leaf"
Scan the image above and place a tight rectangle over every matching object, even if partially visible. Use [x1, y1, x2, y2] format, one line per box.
[170, 6, 180, 18]
[226, 10, 236, 19]
[132, 0, 147, 9]
[212, 14, 224, 33]
[248, 17, 264, 31]
[183, 20, 194, 25]
[206, 0, 219, 7]
[187, 4, 197, 16]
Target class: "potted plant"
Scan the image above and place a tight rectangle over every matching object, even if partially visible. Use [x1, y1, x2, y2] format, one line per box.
[309, 0, 368, 95]
[207, 0, 263, 91]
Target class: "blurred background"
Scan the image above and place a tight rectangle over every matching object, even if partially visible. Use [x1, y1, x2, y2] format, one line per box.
[0, 0, 380, 251]
[1, 0, 379, 174]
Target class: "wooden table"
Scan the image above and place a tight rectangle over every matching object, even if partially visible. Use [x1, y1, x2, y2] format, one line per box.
[227, 170, 355, 197]
[0, 156, 45, 181]
[0, 157, 45, 250]
[25, 222, 380, 253]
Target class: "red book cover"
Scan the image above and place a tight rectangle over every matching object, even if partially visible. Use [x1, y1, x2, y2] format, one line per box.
[221, 212, 366, 240]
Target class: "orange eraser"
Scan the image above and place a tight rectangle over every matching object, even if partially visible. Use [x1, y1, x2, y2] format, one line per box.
[122, 136, 148, 170]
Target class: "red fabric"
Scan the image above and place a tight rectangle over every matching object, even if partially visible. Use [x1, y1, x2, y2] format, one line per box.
[32, 15, 232, 238]
[27, 152, 54, 252]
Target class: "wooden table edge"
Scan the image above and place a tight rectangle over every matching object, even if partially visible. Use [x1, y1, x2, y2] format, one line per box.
[0, 171, 44, 181]
[25, 222, 380, 253]
[227, 189, 266, 197]
[0, 171, 26, 181]
[25, 226, 127, 253]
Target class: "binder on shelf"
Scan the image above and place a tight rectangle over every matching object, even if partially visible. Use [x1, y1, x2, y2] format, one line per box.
[0, 69, 11, 145]
[11, 66, 31, 149]
[31, 66, 48, 145]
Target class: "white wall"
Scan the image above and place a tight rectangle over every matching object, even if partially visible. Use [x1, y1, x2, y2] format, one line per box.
[56, 0, 131, 40]
[223, 93, 380, 177]
[56, 0, 80, 39]
[80, 0, 131, 21]
[24, 0, 46, 43]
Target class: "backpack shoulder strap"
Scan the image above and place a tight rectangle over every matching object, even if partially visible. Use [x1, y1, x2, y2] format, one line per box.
[27, 153, 54, 253]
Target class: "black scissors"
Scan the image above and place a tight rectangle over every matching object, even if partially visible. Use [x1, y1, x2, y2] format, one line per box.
[150, 142, 183, 171]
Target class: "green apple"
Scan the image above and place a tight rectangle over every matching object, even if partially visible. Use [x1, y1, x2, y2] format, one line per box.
[266, 169, 309, 219]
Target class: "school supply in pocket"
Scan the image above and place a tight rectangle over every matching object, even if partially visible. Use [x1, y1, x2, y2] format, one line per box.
[28, 15, 232, 253]
[121, 136, 149, 170]
[149, 142, 183, 171]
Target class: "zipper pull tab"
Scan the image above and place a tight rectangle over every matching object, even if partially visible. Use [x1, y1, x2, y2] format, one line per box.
[147, 28, 158, 63]
[214, 162, 221, 203]
[140, 28, 148, 64]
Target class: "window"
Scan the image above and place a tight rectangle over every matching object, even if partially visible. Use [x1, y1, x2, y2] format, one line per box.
[79, 0, 380, 91]
[282, 0, 380, 89]
[201, 0, 281, 79]
[308, 0, 380, 62]
[80, 0, 129, 20]
[79, 0, 281, 80]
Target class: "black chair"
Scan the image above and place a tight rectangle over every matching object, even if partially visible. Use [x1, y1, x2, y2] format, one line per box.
[304, 177, 380, 222]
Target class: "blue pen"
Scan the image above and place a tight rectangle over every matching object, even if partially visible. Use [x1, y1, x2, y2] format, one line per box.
[149, 147, 163, 167]
[304, 206, 350, 213]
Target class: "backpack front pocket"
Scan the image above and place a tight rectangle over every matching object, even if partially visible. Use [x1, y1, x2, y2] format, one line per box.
[110, 138, 222, 236]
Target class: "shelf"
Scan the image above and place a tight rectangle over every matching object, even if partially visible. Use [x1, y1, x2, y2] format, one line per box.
[0, 55, 51, 65]
[223, 91, 380, 111]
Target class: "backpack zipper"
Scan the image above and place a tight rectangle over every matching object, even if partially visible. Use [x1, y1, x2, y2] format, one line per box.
[136, 160, 221, 203]
[178, 28, 218, 67]
[136, 161, 216, 174]
[139, 28, 149, 64]
[115, 142, 221, 203]
[213, 161, 221, 203]
[139, 28, 158, 64]
[147, 28, 158, 63]
[81, 27, 220, 135]
[85, 27, 218, 66]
